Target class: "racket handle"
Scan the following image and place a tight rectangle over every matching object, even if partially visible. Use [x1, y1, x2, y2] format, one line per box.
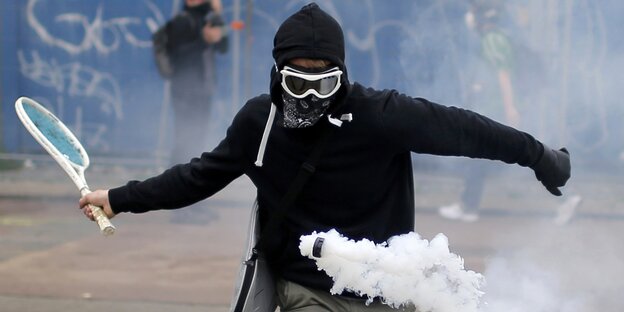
[88, 204, 116, 236]
[80, 188, 116, 236]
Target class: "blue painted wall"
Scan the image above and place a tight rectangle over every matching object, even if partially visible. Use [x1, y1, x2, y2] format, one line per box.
[1, 0, 437, 161]
[1, 0, 621, 169]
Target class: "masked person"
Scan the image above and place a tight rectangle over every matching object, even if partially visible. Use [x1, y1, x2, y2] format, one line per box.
[81, 3, 570, 311]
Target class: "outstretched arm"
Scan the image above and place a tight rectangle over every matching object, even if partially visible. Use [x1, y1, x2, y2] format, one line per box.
[381, 92, 570, 195]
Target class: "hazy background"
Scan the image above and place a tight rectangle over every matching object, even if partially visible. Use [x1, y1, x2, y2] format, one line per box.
[2, 0, 622, 173]
[1, 1, 623, 311]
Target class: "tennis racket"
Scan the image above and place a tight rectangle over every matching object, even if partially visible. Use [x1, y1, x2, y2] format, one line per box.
[15, 96, 116, 236]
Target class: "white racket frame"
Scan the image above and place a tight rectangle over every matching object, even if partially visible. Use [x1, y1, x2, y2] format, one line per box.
[15, 96, 115, 236]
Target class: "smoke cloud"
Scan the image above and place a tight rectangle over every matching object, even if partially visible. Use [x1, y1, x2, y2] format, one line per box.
[300, 221, 624, 312]
[300, 229, 484, 311]
[480, 222, 624, 312]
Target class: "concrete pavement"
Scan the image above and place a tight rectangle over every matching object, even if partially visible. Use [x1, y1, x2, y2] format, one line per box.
[1, 162, 624, 311]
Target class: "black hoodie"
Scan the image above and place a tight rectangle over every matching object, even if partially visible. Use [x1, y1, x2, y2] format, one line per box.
[109, 2, 545, 296]
[165, 2, 228, 100]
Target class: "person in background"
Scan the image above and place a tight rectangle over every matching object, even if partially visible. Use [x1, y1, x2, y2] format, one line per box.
[160, 0, 228, 224]
[82, 3, 570, 311]
[439, 0, 581, 224]
[438, 0, 526, 222]
[509, 1, 582, 225]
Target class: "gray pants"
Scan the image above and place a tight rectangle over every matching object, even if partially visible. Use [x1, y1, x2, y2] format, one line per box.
[276, 279, 417, 312]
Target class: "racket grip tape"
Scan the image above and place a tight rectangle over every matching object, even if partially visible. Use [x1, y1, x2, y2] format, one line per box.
[88, 204, 116, 236]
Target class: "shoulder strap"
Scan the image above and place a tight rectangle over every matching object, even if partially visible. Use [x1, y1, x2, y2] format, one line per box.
[254, 124, 336, 254]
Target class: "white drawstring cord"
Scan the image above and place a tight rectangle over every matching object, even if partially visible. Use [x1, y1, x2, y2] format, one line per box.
[327, 114, 343, 127]
[254, 103, 277, 167]
[327, 113, 353, 127]
[255, 106, 352, 167]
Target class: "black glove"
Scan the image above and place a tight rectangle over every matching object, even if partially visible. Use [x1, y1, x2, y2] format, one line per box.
[531, 145, 571, 196]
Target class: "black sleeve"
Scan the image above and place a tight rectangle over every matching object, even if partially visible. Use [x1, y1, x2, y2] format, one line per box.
[109, 117, 247, 214]
[165, 13, 202, 48]
[380, 91, 544, 167]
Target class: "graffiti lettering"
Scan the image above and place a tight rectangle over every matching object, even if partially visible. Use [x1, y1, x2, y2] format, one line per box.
[17, 50, 123, 120]
[26, 0, 165, 55]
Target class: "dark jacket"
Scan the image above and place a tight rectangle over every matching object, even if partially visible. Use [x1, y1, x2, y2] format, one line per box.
[109, 82, 544, 292]
[166, 3, 228, 101]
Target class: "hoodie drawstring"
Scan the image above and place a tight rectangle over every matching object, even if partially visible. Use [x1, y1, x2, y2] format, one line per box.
[255, 103, 277, 167]
[255, 105, 353, 167]
[327, 113, 353, 127]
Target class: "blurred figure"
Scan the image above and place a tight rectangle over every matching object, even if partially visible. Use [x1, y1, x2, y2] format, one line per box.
[161, 0, 228, 163]
[509, 1, 583, 226]
[439, 0, 582, 224]
[155, 0, 229, 224]
[438, 0, 521, 222]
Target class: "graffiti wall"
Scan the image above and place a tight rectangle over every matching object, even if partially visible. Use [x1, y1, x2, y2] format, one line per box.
[2, 0, 178, 160]
[1, 0, 621, 169]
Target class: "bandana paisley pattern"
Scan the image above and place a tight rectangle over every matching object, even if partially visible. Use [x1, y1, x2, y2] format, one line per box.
[282, 93, 334, 128]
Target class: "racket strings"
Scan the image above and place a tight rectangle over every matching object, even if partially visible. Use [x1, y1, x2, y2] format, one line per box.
[23, 104, 84, 166]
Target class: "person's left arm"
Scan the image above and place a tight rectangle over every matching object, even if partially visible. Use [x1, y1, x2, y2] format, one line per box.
[202, 0, 228, 53]
[380, 92, 570, 195]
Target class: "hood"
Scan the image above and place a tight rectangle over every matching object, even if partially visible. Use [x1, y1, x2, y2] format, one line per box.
[183, 1, 212, 17]
[256, 3, 352, 168]
[269, 2, 350, 114]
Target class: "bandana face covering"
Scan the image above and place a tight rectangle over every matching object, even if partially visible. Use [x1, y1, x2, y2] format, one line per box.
[282, 92, 335, 128]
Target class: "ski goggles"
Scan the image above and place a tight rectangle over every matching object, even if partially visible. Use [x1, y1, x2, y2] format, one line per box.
[280, 66, 343, 99]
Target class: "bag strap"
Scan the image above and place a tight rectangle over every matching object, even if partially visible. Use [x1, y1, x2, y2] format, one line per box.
[253, 123, 336, 256]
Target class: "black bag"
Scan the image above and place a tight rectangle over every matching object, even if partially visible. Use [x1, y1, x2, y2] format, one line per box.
[152, 24, 174, 79]
[229, 124, 336, 312]
[229, 202, 277, 312]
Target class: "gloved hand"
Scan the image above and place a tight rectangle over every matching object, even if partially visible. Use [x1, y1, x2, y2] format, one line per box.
[531, 145, 571, 196]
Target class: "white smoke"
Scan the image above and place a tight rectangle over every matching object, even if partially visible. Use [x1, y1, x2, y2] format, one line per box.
[479, 222, 624, 312]
[299, 229, 485, 311]
[481, 257, 572, 312]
